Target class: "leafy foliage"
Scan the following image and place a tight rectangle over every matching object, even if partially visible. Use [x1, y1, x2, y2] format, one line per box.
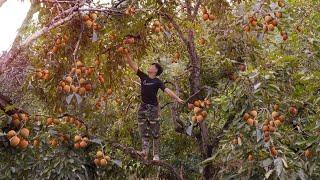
[0, 0, 319, 179]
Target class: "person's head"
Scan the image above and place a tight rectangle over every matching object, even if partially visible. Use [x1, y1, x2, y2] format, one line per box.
[147, 63, 163, 77]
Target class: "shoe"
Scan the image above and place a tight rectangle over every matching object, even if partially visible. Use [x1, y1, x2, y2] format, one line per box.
[153, 155, 160, 161]
[137, 150, 148, 160]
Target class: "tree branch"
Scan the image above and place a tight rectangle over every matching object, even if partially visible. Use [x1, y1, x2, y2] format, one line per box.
[38, 0, 78, 3]
[193, 0, 202, 19]
[113, 0, 127, 8]
[0, 0, 6, 8]
[78, 8, 122, 15]
[185, 85, 214, 103]
[72, 21, 84, 60]
[160, 12, 188, 45]
[11, 5, 39, 47]
[0, 4, 80, 74]
[0, 1, 122, 75]
[108, 142, 183, 180]
[185, 0, 192, 19]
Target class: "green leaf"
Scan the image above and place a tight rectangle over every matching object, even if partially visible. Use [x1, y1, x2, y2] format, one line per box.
[4, 105, 15, 112]
[268, 84, 281, 92]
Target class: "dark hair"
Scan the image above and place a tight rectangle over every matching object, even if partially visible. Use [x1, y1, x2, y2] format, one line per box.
[151, 63, 163, 76]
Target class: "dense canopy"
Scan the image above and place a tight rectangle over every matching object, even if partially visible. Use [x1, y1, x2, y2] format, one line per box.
[0, 0, 319, 179]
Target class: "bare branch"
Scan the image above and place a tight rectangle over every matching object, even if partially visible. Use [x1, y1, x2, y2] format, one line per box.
[160, 12, 188, 45]
[193, 0, 202, 19]
[0, 3, 80, 74]
[78, 8, 122, 15]
[0, 1, 122, 75]
[185, 85, 214, 103]
[24, 14, 76, 47]
[185, 0, 192, 18]
[0, 0, 6, 7]
[38, 0, 78, 3]
[72, 22, 84, 59]
[108, 142, 184, 180]
[113, 0, 127, 8]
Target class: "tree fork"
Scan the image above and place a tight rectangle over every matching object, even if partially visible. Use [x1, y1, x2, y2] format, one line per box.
[163, 8, 212, 179]
[184, 29, 213, 179]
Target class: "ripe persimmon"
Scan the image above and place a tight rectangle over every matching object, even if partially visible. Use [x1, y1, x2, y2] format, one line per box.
[203, 13, 209, 21]
[10, 136, 20, 147]
[20, 128, 30, 138]
[7, 130, 16, 139]
[18, 139, 29, 149]
[74, 135, 82, 142]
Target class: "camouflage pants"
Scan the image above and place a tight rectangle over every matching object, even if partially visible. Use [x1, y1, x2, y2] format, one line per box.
[138, 103, 160, 156]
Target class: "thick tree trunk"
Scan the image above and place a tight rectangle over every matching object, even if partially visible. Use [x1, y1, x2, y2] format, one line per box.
[185, 29, 214, 179]
[186, 30, 201, 96]
[185, 27, 238, 179]
[199, 122, 214, 179]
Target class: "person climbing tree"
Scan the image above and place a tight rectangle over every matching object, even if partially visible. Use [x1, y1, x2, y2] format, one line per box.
[123, 52, 184, 161]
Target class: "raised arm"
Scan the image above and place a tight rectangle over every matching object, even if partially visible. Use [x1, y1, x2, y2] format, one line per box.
[164, 88, 184, 104]
[124, 53, 138, 73]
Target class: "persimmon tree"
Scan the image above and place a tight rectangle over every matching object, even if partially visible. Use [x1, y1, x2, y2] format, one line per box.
[0, 0, 319, 179]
